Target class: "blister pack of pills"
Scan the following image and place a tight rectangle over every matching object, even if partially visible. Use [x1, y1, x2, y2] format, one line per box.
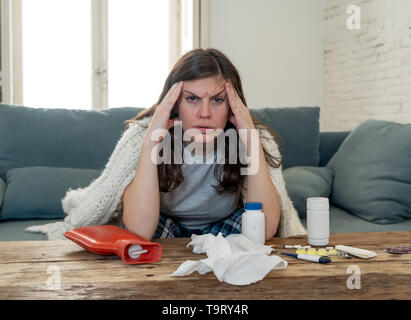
[385, 246, 411, 254]
[295, 248, 339, 256]
[283, 245, 339, 257]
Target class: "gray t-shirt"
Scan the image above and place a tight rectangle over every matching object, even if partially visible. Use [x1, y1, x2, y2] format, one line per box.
[160, 145, 242, 230]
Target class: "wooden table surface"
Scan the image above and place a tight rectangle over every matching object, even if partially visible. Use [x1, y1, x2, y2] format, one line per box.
[0, 231, 410, 300]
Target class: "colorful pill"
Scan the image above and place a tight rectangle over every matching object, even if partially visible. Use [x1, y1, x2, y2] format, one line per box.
[327, 249, 338, 256]
[306, 248, 317, 255]
[317, 249, 328, 256]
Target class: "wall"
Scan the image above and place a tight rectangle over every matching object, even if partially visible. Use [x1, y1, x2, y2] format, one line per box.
[208, 0, 325, 114]
[323, 0, 411, 131]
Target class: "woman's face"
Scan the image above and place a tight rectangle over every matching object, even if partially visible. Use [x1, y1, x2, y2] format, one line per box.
[176, 75, 231, 144]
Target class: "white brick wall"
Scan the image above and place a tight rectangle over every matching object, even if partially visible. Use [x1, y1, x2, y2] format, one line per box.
[323, 0, 411, 131]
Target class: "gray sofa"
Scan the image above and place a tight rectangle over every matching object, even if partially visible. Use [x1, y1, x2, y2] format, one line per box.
[1, 104, 410, 241]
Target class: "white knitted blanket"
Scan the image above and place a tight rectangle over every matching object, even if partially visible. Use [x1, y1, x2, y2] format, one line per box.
[25, 115, 306, 240]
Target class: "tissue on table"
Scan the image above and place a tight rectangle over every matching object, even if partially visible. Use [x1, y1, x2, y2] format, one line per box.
[170, 233, 287, 286]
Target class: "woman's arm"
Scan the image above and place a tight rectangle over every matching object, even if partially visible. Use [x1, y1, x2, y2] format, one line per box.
[241, 139, 281, 241]
[122, 136, 160, 240]
[224, 79, 280, 240]
[122, 81, 183, 240]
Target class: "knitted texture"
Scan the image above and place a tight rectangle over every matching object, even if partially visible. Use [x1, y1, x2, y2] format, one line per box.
[25, 115, 306, 240]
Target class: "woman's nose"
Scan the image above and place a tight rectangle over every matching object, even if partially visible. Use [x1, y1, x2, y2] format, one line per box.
[198, 101, 211, 118]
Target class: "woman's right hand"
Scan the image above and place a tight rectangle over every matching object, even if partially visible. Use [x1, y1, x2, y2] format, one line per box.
[145, 81, 183, 144]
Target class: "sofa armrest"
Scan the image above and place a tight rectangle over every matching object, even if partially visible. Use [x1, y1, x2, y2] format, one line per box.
[319, 131, 350, 166]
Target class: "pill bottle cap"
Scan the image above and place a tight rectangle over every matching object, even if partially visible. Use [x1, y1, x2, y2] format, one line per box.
[245, 202, 262, 210]
[307, 197, 329, 211]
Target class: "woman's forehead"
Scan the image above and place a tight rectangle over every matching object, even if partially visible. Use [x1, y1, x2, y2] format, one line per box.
[183, 76, 226, 96]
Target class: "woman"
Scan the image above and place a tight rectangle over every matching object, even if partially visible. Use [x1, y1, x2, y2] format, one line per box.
[123, 48, 288, 241]
[25, 48, 306, 241]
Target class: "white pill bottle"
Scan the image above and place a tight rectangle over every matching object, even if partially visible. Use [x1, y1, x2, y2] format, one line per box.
[241, 202, 265, 245]
[307, 197, 330, 246]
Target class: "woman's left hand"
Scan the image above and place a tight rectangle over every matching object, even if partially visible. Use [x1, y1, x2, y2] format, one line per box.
[226, 80, 256, 131]
[225, 80, 258, 150]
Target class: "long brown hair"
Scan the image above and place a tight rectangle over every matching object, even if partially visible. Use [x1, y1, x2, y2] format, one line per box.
[124, 48, 282, 204]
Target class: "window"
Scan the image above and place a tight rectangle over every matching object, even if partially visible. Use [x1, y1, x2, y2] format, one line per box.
[0, 0, 207, 110]
[107, 0, 169, 109]
[22, 0, 91, 109]
[181, 0, 193, 55]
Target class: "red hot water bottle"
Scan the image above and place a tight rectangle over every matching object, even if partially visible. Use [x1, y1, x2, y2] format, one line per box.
[64, 225, 162, 265]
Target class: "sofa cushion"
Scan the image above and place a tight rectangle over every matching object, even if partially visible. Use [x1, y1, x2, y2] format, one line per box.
[327, 119, 411, 224]
[0, 104, 143, 180]
[319, 131, 350, 166]
[0, 166, 102, 220]
[0, 218, 62, 241]
[283, 166, 333, 219]
[251, 107, 320, 169]
[0, 105, 319, 176]
[0, 177, 6, 209]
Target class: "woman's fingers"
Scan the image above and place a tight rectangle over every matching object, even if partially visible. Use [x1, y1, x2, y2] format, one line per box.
[161, 81, 183, 110]
[147, 82, 184, 143]
[225, 80, 239, 112]
[226, 80, 247, 121]
[163, 81, 180, 100]
[225, 81, 237, 125]
[169, 81, 183, 110]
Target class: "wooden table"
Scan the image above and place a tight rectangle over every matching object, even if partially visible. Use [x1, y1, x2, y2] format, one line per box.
[0, 231, 410, 300]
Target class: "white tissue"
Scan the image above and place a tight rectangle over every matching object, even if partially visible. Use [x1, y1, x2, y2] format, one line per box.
[170, 233, 287, 286]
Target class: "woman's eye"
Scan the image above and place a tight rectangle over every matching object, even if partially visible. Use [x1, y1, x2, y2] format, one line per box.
[186, 96, 224, 103]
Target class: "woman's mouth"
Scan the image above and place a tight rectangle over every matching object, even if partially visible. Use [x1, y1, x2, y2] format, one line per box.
[193, 126, 214, 134]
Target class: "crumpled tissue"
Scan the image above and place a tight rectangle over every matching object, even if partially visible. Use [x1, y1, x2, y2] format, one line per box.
[169, 232, 287, 285]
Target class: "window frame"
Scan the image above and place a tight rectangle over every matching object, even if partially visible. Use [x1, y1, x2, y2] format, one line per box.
[0, 0, 208, 109]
